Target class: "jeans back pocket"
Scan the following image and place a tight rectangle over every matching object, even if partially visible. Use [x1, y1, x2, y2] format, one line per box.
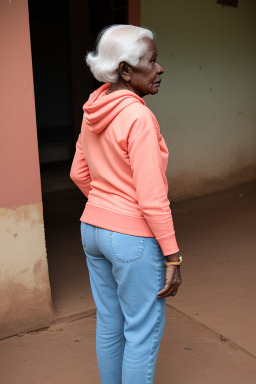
[110, 231, 146, 263]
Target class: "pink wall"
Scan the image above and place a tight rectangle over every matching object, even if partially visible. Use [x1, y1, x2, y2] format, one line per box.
[0, 0, 42, 208]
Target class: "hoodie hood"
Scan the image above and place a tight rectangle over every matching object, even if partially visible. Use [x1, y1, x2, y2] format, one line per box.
[83, 83, 146, 134]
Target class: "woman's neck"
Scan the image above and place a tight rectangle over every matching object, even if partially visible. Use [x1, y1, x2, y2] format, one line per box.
[107, 79, 134, 94]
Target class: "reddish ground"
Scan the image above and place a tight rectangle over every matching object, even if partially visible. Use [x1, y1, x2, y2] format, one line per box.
[1, 181, 256, 383]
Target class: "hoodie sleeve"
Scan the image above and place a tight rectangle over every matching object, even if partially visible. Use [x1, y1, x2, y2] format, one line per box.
[128, 118, 179, 256]
[70, 134, 92, 198]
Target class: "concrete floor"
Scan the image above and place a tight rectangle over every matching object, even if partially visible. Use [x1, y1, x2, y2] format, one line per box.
[1, 181, 256, 383]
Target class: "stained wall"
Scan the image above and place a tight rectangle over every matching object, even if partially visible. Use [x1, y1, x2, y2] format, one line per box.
[141, 0, 256, 199]
[0, 0, 53, 338]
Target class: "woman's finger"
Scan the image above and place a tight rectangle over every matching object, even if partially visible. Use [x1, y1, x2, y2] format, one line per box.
[157, 283, 172, 297]
[157, 265, 182, 298]
[157, 281, 177, 297]
[157, 285, 177, 298]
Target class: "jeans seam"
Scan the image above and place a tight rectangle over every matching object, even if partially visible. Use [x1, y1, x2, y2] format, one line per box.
[147, 257, 162, 383]
[81, 222, 87, 249]
[95, 227, 104, 254]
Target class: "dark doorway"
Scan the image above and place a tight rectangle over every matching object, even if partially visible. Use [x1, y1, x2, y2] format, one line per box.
[28, 0, 128, 188]
[28, 0, 73, 166]
[28, 0, 129, 319]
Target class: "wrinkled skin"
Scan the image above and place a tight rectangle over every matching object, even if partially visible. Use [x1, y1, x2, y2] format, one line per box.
[108, 38, 164, 97]
[157, 265, 182, 298]
[157, 253, 182, 298]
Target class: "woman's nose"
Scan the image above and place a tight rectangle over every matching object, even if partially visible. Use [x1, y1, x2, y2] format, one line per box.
[157, 63, 164, 74]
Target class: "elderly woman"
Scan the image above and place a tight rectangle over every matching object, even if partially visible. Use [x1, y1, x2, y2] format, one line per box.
[70, 25, 182, 384]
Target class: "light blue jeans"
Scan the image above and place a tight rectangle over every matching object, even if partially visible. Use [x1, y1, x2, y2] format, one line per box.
[81, 222, 166, 384]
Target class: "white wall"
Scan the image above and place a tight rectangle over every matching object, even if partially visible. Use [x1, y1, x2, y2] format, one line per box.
[141, 0, 256, 199]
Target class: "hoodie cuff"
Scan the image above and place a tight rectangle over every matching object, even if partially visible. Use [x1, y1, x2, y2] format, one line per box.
[157, 235, 179, 256]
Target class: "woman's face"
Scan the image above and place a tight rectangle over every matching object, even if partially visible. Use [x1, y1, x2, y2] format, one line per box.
[128, 38, 164, 98]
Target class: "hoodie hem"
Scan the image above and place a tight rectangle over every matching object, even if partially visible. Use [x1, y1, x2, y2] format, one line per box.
[80, 204, 155, 238]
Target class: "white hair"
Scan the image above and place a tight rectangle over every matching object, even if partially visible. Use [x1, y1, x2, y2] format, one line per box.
[86, 25, 154, 83]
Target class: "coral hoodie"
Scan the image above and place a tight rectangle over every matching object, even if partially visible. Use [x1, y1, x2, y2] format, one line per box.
[70, 83, 179, 256]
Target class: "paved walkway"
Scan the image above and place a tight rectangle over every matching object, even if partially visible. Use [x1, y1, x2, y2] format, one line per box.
[1, 181, 256, 383]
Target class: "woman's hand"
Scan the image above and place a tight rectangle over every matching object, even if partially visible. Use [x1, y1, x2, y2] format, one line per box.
[157, 264, 182, 299]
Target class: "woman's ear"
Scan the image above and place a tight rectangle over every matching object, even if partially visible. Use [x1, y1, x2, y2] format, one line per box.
[118, 62, 131, 81]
